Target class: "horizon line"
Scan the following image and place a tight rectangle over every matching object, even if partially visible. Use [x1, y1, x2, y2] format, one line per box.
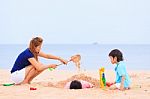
[0, 43, 150, 45]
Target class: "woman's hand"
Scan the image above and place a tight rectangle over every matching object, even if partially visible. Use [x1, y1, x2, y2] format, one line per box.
[49, 64, 57, 69]
[59, 58, 68, 65]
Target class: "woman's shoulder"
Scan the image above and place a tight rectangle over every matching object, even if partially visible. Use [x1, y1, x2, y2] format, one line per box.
[22, 48, 34, 57]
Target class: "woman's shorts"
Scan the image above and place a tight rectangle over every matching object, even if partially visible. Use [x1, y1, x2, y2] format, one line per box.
[10, 68, 25, 84]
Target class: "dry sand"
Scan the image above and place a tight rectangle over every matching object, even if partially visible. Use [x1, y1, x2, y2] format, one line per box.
[0, 69, 150, 99]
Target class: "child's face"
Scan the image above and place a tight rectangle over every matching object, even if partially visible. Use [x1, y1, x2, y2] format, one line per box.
[109, 56, 117, 64]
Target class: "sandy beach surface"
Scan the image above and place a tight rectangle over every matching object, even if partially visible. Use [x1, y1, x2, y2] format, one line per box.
[0, 69, 150, 99]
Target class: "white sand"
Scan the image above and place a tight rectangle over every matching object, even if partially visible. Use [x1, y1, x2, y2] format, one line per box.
[0, 69, 150, 99]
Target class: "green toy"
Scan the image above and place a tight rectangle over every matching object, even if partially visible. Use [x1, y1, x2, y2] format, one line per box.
[48, 68, 54, 71]
[3, 83, 15, 86]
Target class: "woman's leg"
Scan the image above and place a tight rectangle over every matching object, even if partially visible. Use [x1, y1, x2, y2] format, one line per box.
[21, 65, 43, 84]
[28, 62, 45, 83]
[28, 69, 43, 84]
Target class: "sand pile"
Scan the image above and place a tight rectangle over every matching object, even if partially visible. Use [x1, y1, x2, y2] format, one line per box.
[54, 73, 100, 88]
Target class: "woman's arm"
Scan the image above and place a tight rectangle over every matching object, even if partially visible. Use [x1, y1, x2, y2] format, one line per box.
[28, 58, 57, 71]
[39, 51, 60, 60]
[38, 51, 68, 64]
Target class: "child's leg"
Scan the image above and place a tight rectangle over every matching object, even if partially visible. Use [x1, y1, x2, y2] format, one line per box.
[125, 87, 131, 90]
[109, 84, 117, 90]
[109, 83, 121, 90]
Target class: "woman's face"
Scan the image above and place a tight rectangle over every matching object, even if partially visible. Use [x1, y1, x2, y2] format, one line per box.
[35, 45, 42, 53]
[109, 56, 117, 64]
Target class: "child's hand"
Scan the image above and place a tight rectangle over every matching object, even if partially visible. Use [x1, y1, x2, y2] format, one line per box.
[49, 64, 57, 69]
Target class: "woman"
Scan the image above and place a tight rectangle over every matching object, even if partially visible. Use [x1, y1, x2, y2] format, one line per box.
[10, 37, 67, 84]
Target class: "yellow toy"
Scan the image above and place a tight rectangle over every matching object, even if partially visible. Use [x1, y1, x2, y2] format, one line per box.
[99, 67, 106, 89]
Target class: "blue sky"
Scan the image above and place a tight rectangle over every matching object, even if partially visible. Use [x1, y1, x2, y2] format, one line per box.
[0, 0, 150, 44]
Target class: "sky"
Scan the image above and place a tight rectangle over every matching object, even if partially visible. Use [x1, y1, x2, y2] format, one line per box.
[0, 0, 150, 44]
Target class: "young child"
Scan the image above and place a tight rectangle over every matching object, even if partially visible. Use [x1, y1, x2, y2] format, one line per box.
[108, 49, 131, 91]
[65, 80, 94, 89]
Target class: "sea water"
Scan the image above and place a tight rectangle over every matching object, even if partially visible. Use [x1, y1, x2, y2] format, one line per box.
[0, 44, 150, 71]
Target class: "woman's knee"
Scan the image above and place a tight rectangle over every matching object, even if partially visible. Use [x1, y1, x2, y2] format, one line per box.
[25, 65, 36, 75]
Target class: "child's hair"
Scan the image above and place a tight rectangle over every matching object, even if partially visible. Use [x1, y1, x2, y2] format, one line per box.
[109, 49, 123, 62]
[70, 80, 82, 89]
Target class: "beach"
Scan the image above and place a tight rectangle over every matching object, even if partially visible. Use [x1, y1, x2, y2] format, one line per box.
[0, 69, 150, 99]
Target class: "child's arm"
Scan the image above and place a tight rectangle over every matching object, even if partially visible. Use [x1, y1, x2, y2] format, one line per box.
[120, 75, 125, 91]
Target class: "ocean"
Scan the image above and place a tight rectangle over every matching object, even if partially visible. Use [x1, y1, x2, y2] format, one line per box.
[0, 44, 150, 71]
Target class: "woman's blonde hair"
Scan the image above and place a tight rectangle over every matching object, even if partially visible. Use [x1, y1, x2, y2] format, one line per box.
[29, 37, 43, 61]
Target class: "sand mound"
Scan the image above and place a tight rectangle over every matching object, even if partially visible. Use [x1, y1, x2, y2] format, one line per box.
[54, 73, 100, 88]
